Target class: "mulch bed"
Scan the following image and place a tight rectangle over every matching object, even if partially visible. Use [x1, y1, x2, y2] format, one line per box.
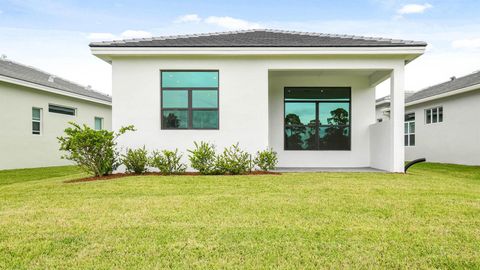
[64, 171, 281, 183]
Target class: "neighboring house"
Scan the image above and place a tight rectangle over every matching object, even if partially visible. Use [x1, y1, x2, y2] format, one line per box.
[90, 29, 426, 172]
[375, 71, 480, 165]
[0, 58, 112, 170]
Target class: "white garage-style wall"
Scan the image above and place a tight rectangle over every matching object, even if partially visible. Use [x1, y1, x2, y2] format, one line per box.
[0, 82, 112, 170]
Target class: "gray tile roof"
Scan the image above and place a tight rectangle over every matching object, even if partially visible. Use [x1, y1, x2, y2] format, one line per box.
[406, 71, 480, 103]
[0, 58, 111, 103]
[90, 29, 427, 48]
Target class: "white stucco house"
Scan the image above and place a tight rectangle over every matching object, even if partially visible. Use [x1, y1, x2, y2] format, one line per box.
[0, 58, 112, 170]
[376, 70, 480, 166]
[90, 29, 426, 172]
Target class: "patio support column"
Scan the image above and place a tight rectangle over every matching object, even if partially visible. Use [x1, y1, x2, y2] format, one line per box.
[390, 66, 405, 172]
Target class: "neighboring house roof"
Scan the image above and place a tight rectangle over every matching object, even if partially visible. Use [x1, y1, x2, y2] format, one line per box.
[90, 29, 427, 48]
[375, 91, 415, 106]
[406, 71, 480, 104]
[375, 71, 480, 107]
[0, 58, 111, 104]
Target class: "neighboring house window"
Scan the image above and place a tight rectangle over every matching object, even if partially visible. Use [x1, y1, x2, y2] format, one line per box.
[49, 104, 76, 116]
[425, 106, 443, 124]
[94, 117, 103, 130]
[161, 71, 219, 129]
[32, 107, 42, 135]
[405, 113, 415, 146]
[284, 87, 351, 150]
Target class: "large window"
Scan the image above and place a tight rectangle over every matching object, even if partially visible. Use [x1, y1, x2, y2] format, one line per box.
[284, 87, 351, 150]
[49, 104, 76, 116]
[161, 71, 219, 129]
[425, 106, 443, 124]
[32, 107, 42, 135]
[405, 113, 415, 146]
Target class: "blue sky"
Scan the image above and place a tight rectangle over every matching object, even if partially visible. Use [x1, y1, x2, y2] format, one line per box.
[1, 0, 479, 96]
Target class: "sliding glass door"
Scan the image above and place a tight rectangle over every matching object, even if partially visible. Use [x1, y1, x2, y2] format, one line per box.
[284, 87, 351, 151]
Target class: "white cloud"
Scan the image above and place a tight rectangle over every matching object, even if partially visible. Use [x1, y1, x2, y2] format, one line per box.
[204, 16, 262, 30]
[452, 38, 480, 49]
[87, 32, 116, 41]
[88, 30, 152, 41]
[175, 14, 201, 23]
[120, 30, 152, 39]
[397, 3, 433, 15]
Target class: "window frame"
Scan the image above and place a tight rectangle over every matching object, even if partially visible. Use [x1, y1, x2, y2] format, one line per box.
[160, 70, 219, 130]
[48, 104, 76, 116]
[32, 107, 42, 135]
[283, 87, 352, 151]
[404, 112, 415, 147]
[94, 117, 104, 131]
[425, 106, 443, 124]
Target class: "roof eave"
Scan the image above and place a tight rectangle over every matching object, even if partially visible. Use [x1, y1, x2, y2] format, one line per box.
[91, 46, 426, 63]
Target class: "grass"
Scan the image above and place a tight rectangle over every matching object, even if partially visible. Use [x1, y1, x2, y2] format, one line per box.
[0, 163, 479, 269]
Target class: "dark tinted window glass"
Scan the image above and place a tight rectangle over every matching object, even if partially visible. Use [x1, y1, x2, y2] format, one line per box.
[192, 110, 218, 129]
[49, 105, 75, 116]
[319, 102, 349, 125]
[405, 135, 408, 146]
[426, 109, 431, 124]
[285, 103, 316, 126]
[439, 107, 443, 122]
[285, 87, 350, 101]
[405, 113, 415, 121]
[162, 110, 188, 129]
[409, 135, 415, 146]
[285, 126, 317, 150]
[319, 126, 350, 150]
[432, 108, 438, 123]
[32, 122, 40, 134]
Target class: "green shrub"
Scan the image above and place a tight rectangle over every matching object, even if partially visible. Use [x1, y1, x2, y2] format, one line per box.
[122, 146, 149, 174]
[254, 148, 278, 171]
[217, 143, 253, 175]
[150, 149, 186, 174]
[187, 141, 223, 175]
[58, 122, 135, 177]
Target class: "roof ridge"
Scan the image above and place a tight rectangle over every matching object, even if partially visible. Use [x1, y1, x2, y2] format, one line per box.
[0, 58, 111, 99]
[89, 29, 426, 47]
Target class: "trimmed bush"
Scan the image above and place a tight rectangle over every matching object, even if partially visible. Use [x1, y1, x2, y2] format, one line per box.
[188, 142, 222, 175]
[150, 149, 186, 175]
[122, 146, 149, 174]
[58, 122, 135, 177]
[217, 143, 253, 175]
[254, 148, 278, 171]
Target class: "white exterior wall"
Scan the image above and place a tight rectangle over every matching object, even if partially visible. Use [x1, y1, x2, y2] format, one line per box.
[0, 82, 112, 170]
[369, 121, 392, 170]
[405, 89, 480, 165]
[268, 71, 375, 167]
[111, 55, 405, 171]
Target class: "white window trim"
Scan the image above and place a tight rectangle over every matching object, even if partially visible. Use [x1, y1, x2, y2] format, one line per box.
[32, 107, 42, 135]
[425, 106, 443, 124]
[405, 120, 415, 147]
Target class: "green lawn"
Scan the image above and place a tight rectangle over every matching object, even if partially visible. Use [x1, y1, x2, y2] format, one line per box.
[0, 164, 479, 269]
